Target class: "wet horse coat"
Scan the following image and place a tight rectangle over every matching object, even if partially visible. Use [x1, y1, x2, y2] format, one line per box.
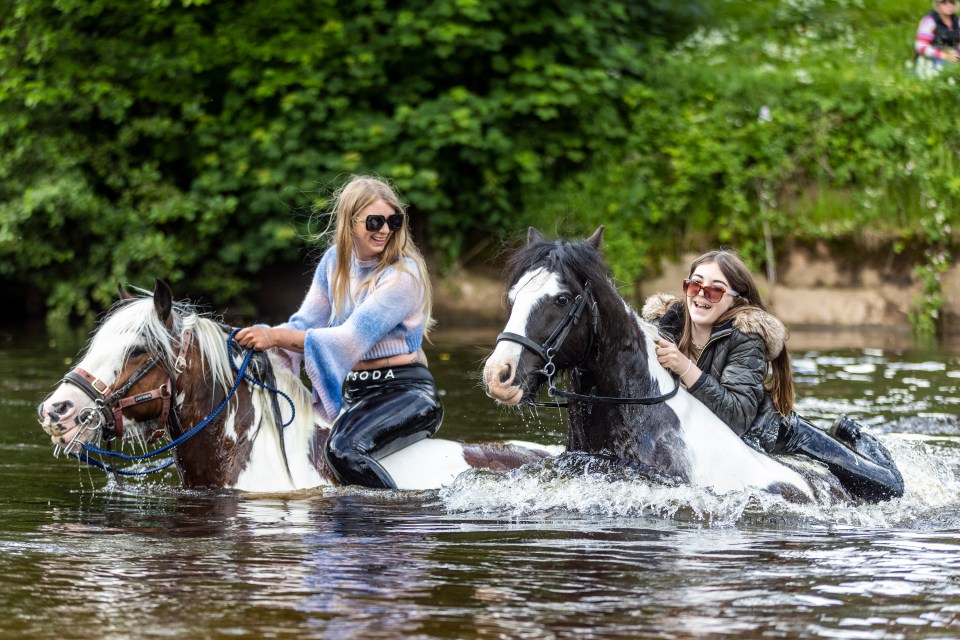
[38, 281, 556, 492]
[483, 228, 843, 502]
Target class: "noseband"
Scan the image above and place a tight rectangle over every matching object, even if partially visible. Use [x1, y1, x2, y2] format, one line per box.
[496, 280, 679, 407]
[61, 328, 192, 443]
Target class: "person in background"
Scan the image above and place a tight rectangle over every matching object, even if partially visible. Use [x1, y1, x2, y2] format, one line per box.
[915, 0, 960, 74]
[643, 249, 904, 502]
[235, 175, 441, 489]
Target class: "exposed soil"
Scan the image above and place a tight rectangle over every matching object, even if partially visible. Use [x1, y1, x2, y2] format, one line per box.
[431, 239, 960, 339]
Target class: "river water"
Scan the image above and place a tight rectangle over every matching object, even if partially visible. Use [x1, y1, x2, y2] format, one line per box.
[3, 323, 960, 639]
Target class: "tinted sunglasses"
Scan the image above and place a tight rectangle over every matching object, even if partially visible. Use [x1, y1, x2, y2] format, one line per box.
[362, 213, 405, 232]
[683, 278, 740, 303]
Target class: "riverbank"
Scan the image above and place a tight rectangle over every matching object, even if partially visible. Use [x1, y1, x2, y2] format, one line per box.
[430, 239, 960, 349]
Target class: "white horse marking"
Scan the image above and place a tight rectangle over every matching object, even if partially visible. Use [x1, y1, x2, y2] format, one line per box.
[625, 305, 813, 498]
[484, 268, 564, 404]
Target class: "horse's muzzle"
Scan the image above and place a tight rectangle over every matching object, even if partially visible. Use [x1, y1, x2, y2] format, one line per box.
[482, 358, 525, 405]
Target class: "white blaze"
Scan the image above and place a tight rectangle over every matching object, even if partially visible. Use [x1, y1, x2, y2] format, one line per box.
[483, 268, 565, 403]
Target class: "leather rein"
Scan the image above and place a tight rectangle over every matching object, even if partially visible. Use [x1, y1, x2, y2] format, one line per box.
[495, 280, 680, 408]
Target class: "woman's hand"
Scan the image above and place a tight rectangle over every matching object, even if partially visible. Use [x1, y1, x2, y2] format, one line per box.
[235, 326, 277, 351]
[654, 338, 688, 375]
[655, 338, 700, 385]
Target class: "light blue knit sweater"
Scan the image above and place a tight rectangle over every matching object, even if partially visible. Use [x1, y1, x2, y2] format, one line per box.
[278, 246, 428, 422]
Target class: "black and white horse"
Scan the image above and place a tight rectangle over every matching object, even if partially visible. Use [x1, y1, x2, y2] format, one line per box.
[38, 280, 557, 492]
[483, 227, 849, 503]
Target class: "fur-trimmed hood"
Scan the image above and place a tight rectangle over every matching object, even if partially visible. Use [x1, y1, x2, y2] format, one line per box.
[641, 294, 787, 360]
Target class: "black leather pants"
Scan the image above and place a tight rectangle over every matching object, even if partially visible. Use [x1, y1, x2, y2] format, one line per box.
[772, 414, 904, 502]
[324, 364, 443, 489]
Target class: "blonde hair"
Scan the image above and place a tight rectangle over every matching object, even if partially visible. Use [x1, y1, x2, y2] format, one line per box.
[318, 175, 434, 336]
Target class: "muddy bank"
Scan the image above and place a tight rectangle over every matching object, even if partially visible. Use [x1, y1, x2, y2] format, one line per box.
[246, 240, 957, 349]
[431, 240, 960, 345]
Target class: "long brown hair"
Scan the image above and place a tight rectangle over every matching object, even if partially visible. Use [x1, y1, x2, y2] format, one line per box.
[679, 250, 794, 416]
[318, 175, 433, 336]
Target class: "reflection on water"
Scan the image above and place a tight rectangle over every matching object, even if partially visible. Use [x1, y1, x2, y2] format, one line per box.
[2, 327, 960, 638]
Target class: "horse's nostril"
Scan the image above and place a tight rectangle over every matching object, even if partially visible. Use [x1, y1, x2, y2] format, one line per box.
[45, 400, 74, 422]
[499, 364, 513, 384]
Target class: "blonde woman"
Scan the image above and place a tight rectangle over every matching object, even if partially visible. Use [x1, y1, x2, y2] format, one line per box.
[236, 175, 440, 488]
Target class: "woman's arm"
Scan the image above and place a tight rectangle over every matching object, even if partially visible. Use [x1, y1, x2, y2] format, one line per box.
[299, 267, 426, 421]
[235, 326, 305, 352]
[655, 339, 703, 388]
[916, 14, 960, 61]
[687, 335, 768, 437]
[235, 250, 334, 354]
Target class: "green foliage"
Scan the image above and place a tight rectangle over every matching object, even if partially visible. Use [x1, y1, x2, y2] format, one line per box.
[524, 0, 960, 338]
[0, 0, 696, 324]
[2, 0, 957, 339]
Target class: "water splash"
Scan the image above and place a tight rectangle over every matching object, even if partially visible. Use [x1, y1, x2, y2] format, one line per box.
[440, 439, 960, 529]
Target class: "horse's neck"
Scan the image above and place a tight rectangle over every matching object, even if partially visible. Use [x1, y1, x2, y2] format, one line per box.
[566, 300, 687, 471]
[576, 301, 664, 404]
[166, 321, 306, 487]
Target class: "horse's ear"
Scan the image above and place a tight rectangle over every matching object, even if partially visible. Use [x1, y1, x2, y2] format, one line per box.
[117, 282, 134, 300]
[153, 279, 173, 325]
[527, 227, 546, 245]
[585, 226, 604, 250]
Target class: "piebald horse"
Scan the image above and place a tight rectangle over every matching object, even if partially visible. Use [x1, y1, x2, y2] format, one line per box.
[38, 280, 556, 492]
[483, 227, 849, 503]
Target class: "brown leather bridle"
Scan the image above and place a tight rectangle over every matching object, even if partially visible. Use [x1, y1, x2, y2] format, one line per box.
[60, 329, 192, 442]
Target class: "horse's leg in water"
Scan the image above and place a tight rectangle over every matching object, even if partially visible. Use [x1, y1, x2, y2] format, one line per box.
[774, 415, 904, 502]
[324, 368, 443, 489]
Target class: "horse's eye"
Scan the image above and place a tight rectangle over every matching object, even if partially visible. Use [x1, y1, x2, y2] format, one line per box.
[556, 294, 570, 307]
[129, 345, 148, 359]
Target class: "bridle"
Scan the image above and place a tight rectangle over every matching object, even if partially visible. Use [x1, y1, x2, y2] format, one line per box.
[58, 324, 296, 479]
[497, 281, 596, 375]
[60, 328, 192, 446]
[496, 280, 680, 407]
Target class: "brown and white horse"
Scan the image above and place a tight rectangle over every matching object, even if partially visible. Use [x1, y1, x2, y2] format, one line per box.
[38, 280, 558, 492]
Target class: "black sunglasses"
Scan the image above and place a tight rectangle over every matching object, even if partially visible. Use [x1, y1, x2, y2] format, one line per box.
[362, 213, 405, 232]
[683, 278, 740, 303]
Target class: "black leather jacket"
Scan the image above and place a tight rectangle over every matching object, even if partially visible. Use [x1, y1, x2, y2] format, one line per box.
[642, 295, 787, 452]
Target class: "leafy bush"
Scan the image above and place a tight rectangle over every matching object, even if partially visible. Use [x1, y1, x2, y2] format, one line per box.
[0, 0, 698, 323]
[2, 0, 957, 337]
[524, 0, 959, 336]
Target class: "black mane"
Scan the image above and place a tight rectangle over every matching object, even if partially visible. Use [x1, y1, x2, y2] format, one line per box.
[504, 237, 624, 320]
[502, 231, 690, 478]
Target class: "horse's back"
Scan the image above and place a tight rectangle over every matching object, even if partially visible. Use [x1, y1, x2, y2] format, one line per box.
[382, 438, 560, 490]
[671, 397, 815, 499]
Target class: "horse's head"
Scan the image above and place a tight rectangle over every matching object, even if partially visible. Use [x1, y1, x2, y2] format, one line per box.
[37, 279, 186, 452]
[483, 226, 607, 405]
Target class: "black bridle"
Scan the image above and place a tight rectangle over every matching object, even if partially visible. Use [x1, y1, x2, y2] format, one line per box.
[496, 280, 680, 408]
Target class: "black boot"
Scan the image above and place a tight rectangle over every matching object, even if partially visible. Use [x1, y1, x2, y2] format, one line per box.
[778, 414, 905, 502]
[828, 415, 861, 447]
[829, 416, 903, 486]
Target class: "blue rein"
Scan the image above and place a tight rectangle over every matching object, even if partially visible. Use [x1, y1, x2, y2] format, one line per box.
[71, 328, 296, 477]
